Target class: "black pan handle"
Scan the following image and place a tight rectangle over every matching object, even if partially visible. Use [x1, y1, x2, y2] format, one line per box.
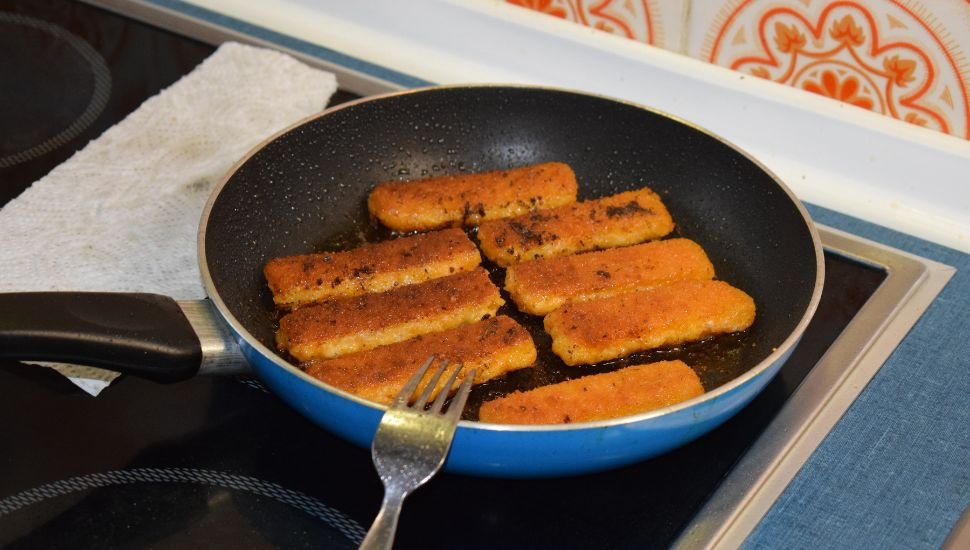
[0, 292, 248, 383]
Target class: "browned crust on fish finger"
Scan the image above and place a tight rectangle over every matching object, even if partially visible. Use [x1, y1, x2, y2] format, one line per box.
[277, 267, 504, 362]
[478, 360, 704, 424]
[505, 238, 715, 315]
[367, 162, 578, 231]
[544, 279, 755, 366]
[264, 228, 481, 308]
[304, 316, 537, 405]
[476, 187, 675, 266]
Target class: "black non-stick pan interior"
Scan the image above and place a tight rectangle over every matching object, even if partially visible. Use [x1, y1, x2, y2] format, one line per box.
[204, 86, 818, 390]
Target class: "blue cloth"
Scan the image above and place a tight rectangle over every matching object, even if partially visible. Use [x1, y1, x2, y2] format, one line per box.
[743, 205, 970, 549]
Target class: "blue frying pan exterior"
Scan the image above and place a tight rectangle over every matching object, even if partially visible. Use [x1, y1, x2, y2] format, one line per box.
[201, 85, 824, 478]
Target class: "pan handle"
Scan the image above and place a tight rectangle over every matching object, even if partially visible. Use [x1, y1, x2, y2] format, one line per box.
[0, 292, 249, 383]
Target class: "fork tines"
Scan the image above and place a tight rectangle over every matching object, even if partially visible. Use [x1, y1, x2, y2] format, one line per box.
[395, 355, 474, 418]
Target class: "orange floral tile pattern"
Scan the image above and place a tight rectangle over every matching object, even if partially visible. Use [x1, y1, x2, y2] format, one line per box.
[703, 1, 970, 138]
[507, 0, 660, 46]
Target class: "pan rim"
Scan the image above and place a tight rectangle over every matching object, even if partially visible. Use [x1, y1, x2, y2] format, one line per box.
[197, 83, 825, 433]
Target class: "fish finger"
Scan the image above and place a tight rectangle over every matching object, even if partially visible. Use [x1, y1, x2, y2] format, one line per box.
[264, 228, 480, 308]
[544, 279, 755, 366]
[505, 238, 715, 315]
[477, 187, 674, 266]
[277, 267, 504, 362]
[367, 162, 578, 231]
[304, 316, 536, 405]
[478, 360, 704, 424]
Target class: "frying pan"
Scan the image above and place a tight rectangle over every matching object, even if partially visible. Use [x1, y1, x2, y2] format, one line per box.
[0, 86, 823, 477]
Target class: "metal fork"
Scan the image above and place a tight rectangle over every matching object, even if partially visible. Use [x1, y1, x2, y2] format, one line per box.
[359, 356, 475, 550]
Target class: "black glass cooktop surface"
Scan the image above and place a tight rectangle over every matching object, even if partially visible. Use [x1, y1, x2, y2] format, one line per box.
[0, 1, 889, 548]
[0, 0, 214, 205]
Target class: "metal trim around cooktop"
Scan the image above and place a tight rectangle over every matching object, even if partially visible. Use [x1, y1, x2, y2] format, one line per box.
[674, 224, 956, 550]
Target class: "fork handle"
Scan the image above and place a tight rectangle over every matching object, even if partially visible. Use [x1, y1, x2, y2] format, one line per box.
[360, 491, 405, 550]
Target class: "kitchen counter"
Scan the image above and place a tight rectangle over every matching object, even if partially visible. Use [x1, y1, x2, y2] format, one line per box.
[13, 1, 970, 547]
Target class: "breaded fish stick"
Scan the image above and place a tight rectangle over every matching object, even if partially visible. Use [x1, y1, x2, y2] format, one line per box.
[277, 267, 504, 362]
[505, 238, 715, 315]
[367, 162, 578, 231]
[477, 187, 675, 267]
[304, 316, 537, 405]
[264, 228, 480, 308]
[479, 360, 703, 424]
[544, 279, 755, 366]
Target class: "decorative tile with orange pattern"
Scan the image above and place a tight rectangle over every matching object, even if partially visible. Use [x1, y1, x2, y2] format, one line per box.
[688, 0, 970, 139]
[505, 0, 688, 52]
[503, 0, 970, 140]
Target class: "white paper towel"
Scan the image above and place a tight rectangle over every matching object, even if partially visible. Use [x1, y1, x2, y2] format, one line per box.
[0, 41, 339, 393]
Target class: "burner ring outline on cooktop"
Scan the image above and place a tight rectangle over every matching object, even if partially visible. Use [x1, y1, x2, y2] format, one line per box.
[0, 467, 367, 544]
[0, 13, 111, 169]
